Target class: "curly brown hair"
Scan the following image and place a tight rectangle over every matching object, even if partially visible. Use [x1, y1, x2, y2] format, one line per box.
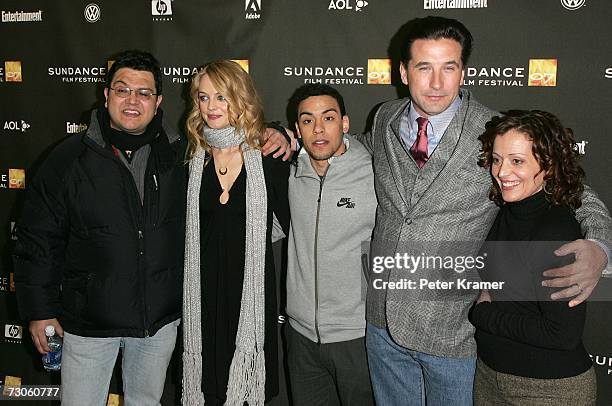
[478, 110, 584, 210]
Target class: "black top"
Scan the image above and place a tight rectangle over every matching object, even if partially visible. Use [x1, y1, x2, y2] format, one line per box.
[14, 112, 187, 338]
[199, 153, 289, 404]
[469, 190, 592, 379]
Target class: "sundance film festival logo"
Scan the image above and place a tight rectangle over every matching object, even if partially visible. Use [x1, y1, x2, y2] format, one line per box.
[3, 120, 30, 133]
[152, 0, 173, 21]
[328, 0, 369, 12]
[284, 59, 390, 85]
[4, 325, 22, 343]
[424, 0, 487, 9]
[462, 59, 556, 87]
[605, 66, 612, 79]
[1, 10, 43, 23]
[245, 0, 261, 20]
[48, 65, 106, 84]
[561, 0, 586, 10]
[590, 354, 612, 375]
[84, 3, 101, 23]
[0, 273, 16, 292]
[164, 60, 248, 84]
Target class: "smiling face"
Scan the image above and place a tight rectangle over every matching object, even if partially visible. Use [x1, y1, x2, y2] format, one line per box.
[400, 38, 464, 118]
[492, 129, 546, 203]
[103, 67, 162, 135]
[198, 74, 230, 129]
[296, 95, 349, 176]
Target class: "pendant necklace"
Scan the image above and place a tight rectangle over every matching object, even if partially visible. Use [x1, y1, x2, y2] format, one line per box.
[215, 151, 240, 205]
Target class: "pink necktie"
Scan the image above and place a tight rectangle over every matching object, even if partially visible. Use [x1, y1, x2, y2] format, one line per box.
[410, 117, 429, 168]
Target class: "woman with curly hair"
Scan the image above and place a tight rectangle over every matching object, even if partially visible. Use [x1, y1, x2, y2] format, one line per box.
[181, 60, 289, 405]
[470, 110, 596, 405]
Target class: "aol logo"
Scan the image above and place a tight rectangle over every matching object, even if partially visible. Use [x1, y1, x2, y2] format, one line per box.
[84, 3, 101, 23]
[560, 0, 585, 10]
[3, 120, 30, 132]
[329, 0, 369, 11]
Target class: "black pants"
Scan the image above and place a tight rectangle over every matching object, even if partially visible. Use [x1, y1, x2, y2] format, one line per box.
[286, 324, 374, 406]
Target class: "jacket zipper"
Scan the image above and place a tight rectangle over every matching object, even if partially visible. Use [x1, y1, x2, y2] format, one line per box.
[313, 174, 326, 344]
[111, 154, 150, 338]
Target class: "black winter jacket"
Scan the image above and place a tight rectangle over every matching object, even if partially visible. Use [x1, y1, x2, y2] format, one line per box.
[13, 111, 187, 337]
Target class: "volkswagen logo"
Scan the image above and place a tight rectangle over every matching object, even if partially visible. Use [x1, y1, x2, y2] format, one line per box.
[84, 3, 101, 23]
[560, 0, 586, 10]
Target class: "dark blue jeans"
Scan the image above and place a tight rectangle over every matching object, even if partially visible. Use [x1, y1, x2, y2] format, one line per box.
[366, 323, 475, 406]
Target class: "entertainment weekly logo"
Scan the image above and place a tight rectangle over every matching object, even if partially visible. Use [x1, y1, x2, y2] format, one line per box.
[163, 60, 249, 84]
[462, 59, 557, 87]
[1, 10, 43, 23]
[67, 122, 87, 134]
[574, 140, 587, 155]
[424, 0, 487, 9]
[284, 59, 391, 86]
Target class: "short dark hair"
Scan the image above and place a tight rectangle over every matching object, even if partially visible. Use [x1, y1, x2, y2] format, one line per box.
[400, 16, 473, 67]
[478, 110, 584, 210]
[106, 50, 163, 95]
[288, 83, 347, 119]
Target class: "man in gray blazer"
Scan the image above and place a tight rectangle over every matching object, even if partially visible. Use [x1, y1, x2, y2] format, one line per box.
[355, 16, 612, 406]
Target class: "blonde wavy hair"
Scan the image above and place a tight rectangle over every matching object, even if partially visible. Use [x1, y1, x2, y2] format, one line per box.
[185, 60, 265, 159]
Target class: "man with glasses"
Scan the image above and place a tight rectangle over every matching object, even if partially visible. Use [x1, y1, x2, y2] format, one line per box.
[14, 50, 185, 405]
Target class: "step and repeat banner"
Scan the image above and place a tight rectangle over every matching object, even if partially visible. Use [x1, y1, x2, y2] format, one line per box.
[1, 0, 611, 404]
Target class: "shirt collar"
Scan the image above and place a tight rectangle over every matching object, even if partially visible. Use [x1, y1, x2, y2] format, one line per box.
[407, 94, 462, 135]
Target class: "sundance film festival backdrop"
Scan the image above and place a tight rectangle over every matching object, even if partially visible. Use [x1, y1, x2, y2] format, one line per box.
[1, 0, 612, 404]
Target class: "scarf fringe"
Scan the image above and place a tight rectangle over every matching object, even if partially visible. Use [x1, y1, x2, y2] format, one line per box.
[225, 348, 266, 406]
[182, 351, 205, 405]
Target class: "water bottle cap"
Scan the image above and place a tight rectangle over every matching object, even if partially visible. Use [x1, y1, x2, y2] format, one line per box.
[44, 325, 55, 337]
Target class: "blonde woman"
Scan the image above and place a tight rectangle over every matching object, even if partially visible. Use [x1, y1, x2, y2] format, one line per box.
[182, 60, 289, 405]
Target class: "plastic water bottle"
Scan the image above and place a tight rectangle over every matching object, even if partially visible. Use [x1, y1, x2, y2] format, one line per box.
[42, 325, 62, 371]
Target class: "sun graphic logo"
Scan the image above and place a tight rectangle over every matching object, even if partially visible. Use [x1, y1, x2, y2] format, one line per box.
[5, 61, 22, 82]
[367, 59, 391, 85]
[8, 169, 25, 189]
[232, 59, 250, 73]
[528, 59, 557, 87]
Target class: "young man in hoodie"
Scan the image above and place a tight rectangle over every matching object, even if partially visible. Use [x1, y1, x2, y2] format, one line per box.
[285, 84, 376, 406]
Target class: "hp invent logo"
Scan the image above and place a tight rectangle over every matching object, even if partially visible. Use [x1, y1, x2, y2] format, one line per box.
[84, 3, 100, 23]
[560, 0, 586, 10]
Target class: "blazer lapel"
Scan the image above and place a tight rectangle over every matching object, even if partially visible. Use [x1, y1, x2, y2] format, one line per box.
[383, 99, 415, 214]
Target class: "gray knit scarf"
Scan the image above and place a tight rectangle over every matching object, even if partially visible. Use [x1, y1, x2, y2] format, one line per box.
[183, 126, 267, 406]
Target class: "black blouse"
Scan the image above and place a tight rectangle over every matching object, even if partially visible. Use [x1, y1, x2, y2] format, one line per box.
[199, 153, 289, 404]
[470, 190, 592, 379]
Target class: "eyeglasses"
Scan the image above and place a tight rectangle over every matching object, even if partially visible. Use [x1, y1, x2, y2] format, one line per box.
[109, 86, 158, 101]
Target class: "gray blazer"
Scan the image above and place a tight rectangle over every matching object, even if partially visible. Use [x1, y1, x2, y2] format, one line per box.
[358, 89, 612, 357]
